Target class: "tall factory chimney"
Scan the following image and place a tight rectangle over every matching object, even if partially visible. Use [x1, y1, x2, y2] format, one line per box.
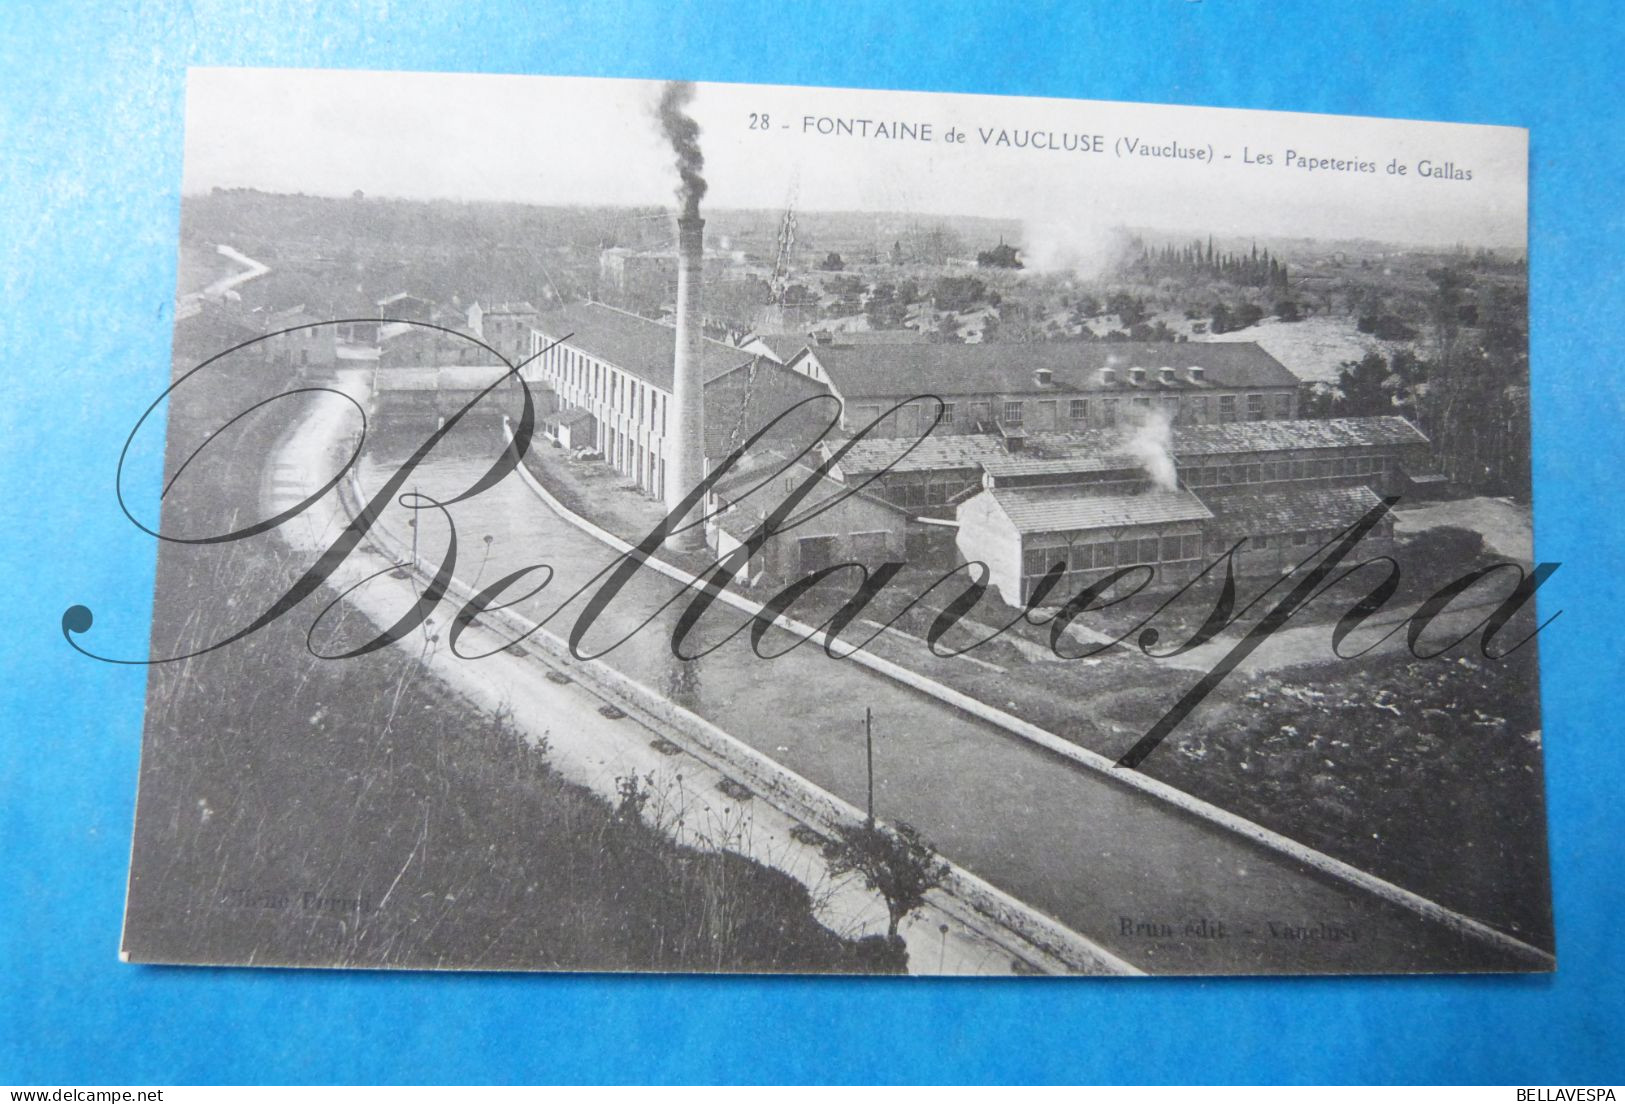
[658, 81, 709, 552]
[668, 213, 706, 550]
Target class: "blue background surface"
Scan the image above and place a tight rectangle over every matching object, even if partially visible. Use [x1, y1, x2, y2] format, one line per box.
[2, 0, 1621, 1085]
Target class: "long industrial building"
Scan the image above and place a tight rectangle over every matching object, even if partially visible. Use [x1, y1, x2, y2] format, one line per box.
[525, 311, 1436, 603]
[828, 416, 1430, 604]
[524, 302, 831, 501]
[779, 338, 1303, 437]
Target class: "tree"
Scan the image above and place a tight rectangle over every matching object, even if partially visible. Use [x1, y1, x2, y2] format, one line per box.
[1480, 283, 1528, 366]
[1301, 381, 1336, 418]
[824, 820, 949, 944]
[976, 241, 1023, 269]
[1107, 290, 1147, 329]
[864, 283, 907, 330]
[781, 283, 817, 307]
[1334, 351, 1394, 416]
[1357, 312, 1418, 341]
[821, 251, 845, 271]
[1417, 266, 1530, 495]
[918, 223, 964, 265]
[931, 275, 987, 313]
[1231, 302, 1265, 330]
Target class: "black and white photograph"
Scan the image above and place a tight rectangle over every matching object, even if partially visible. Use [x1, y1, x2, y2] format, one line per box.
[113, 68, 1550, 977]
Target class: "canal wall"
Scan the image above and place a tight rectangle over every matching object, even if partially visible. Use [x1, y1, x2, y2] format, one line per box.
[502, 425, 1555, 971]
[342, 461, 1141, 977]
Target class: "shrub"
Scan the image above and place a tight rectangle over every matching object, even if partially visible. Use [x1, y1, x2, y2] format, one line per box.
[824, 820, 949, 951]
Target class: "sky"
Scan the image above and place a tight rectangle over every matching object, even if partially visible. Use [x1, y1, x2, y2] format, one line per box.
[183, 68, 1528, 249]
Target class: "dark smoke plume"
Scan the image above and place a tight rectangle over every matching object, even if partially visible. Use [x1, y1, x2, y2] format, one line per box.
[656, 81, 707, 219]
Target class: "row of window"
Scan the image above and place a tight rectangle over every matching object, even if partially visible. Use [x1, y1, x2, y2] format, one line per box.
[534, 340, 669, 436]
[876, 473, 983, 508]
[1021, 524, 1397, 583]
[1021, 533, 1204, 579]
[1248, 532, 1315, 551]
[1180, 453, 1392, 488]
[602, 424, 666, 498]
[1246, 523, 1392, 551]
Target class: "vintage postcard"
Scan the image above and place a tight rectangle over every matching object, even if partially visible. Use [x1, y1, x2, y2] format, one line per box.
[104, 68, 1550, 975]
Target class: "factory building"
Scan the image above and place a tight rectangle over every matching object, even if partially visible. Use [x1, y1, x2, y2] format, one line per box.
[261, 306, 337, 370]
[824, 415, 1428, 605]
[525, 301, 831, 502]
[522, 277, 1426, 605]
[466, 301, 539, 366]
[780, 339, 1302, 437]
[598, 245, 733, 295]
[378, 323, 488, 369]
[957, 470, 1215, 605]
[706, 451, 912, 586]
[520, 158, 1420, 602]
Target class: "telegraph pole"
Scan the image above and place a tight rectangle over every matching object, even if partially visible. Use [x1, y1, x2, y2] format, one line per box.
[865, 707, 875, 829]
[409, 483, 420, 566]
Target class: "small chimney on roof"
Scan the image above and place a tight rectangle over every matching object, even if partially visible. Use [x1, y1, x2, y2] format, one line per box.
[1188, 365, 1206, 382]
[1034, 366, 1054, 387]
[1129, 366, 1147, 384]
[1159, 366, 1176, 384]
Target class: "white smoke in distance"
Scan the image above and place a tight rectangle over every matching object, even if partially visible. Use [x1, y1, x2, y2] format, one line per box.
[1119, 404, 1178, 492]
[1018, 219, 1135, 280]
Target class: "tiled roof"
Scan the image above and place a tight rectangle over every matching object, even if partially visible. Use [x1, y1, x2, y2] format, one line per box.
[829, 434, 1011, 476]
[1011, 416, 1427, 461]
[712, 450, 908, 523]
[702, 376, 837, 461]
[796, 340, 1299, 399]
[1202, 483, 1387, 534]
[533, 302, 757, 392]
[1169, 416, 1428, 456]
[989, 487, 1213, 534]
[982, 454, 1141, 479]
[752, 334, 811, 363]
[831, 416, 1426, 477]
[708, 448, 803, 499]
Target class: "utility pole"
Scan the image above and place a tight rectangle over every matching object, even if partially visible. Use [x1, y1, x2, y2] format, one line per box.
[410, 482, 419, 566]
[865, 706, 875, 829]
